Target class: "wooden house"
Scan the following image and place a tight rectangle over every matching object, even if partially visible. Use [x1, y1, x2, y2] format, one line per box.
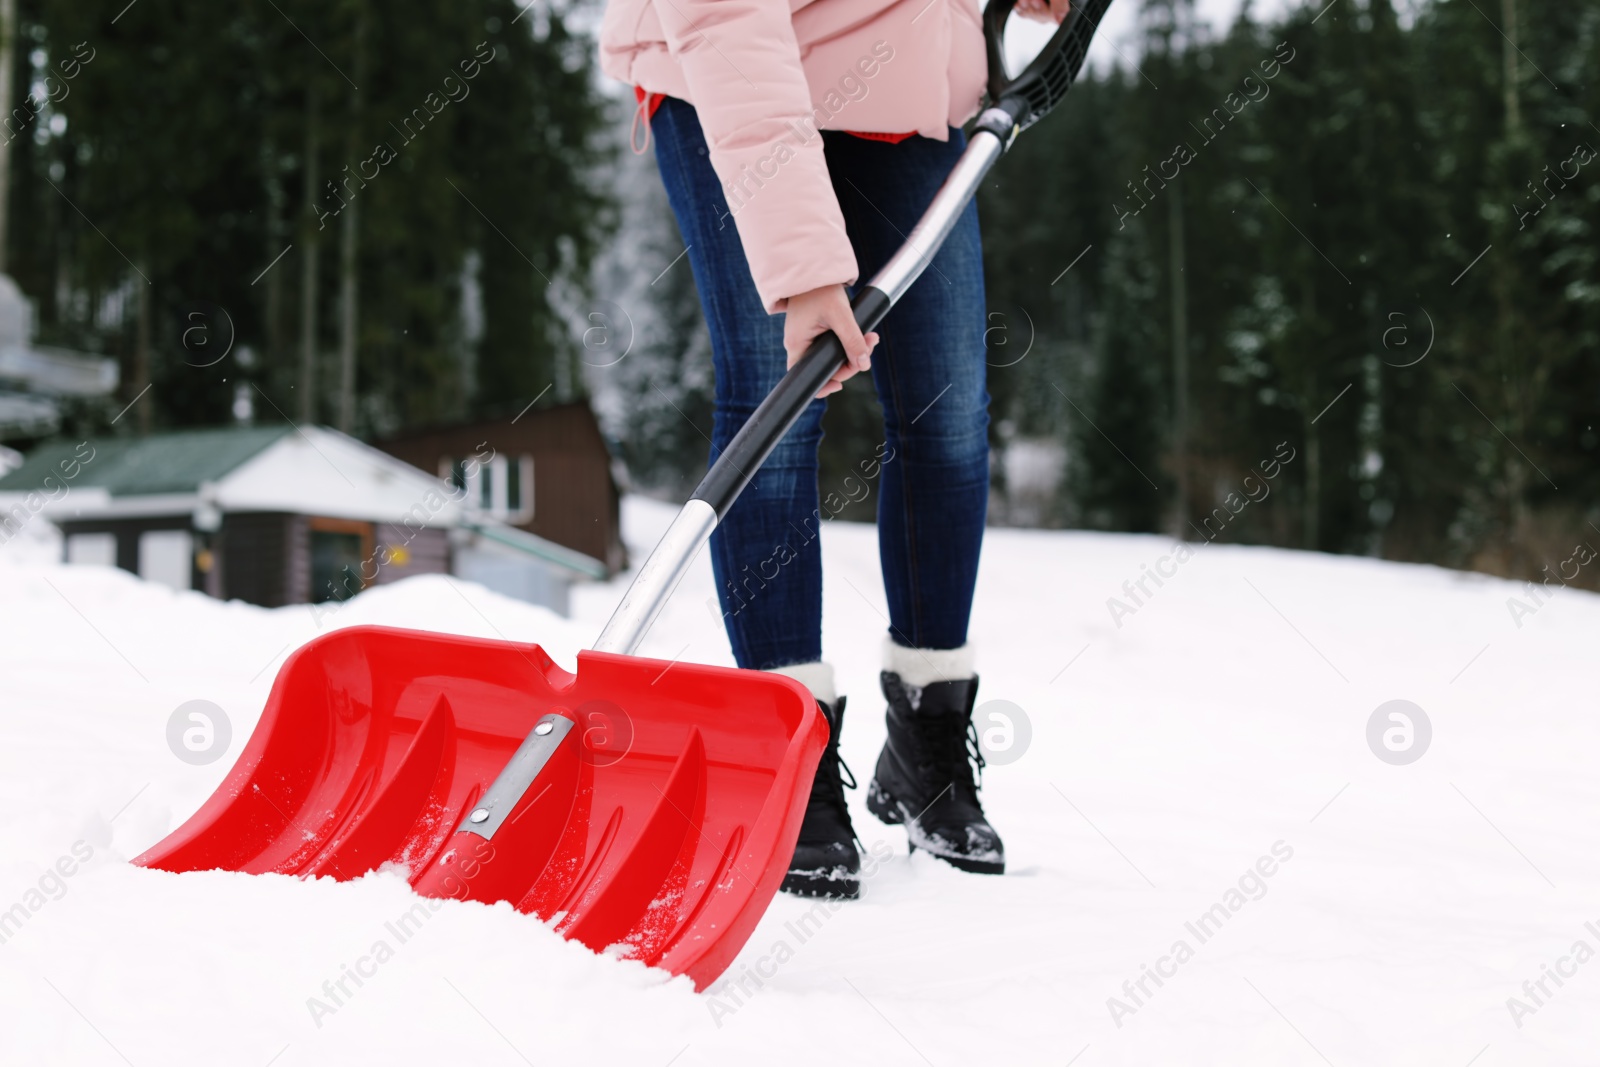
[0, 424, 606, 613]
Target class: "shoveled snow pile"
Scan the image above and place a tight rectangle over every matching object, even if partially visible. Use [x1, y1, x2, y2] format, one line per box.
[1, 496, 1597, 1065]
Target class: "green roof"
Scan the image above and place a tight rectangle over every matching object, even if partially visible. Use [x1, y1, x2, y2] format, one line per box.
[0, 426, 292, 496]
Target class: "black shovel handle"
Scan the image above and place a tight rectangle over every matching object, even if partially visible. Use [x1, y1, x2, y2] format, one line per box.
[686, 0, 1111, 520]
[690, 287, 891, 518]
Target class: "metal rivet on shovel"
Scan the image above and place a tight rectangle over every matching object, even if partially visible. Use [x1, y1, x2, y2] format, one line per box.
[468, 808, 490, 823]
[534, 720, 554, 736]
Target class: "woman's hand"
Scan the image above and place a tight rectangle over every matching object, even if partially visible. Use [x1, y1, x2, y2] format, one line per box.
[1016, 0, 1070, 24]
[783, 283, 879, 398]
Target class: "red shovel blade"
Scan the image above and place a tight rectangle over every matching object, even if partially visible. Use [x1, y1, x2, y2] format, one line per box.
[135, 625, 825, 989]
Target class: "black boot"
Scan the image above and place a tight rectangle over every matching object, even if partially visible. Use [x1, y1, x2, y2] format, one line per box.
[781, 697, 862, 900]
[867, 672, 1004, 874]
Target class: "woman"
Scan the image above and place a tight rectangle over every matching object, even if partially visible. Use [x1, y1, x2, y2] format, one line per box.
[599, 0, 1068, 899]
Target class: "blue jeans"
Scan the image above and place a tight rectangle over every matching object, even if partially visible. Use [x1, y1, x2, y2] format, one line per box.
[651, 97, 989, 671]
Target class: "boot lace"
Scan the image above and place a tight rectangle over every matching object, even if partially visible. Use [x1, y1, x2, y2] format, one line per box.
[803, 726, 857, 841]
[966, 719, 987, 792]
[913, 714, 985, 808]
[813, 749, 857, 816]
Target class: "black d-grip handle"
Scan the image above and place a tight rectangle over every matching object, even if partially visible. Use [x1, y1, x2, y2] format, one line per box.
[983, 0, 1114, 129]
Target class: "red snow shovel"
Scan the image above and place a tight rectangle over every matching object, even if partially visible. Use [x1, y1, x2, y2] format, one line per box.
[135, 0, 1110, 990]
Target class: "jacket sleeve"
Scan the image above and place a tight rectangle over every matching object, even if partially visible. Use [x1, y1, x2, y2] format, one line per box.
[656, 0, 859, 313]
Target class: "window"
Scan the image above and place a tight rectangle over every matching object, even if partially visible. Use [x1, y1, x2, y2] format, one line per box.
[138, 529, 193, 592]
[441, 453, 533, 523]
[66, 532, 117, 567]
[440, 458, 467, 494]
[506, 455, 533, 521]
[505, 456, 522, 513]
[487, 454, 533, 523]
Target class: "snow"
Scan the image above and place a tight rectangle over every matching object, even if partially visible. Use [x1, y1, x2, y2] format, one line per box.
[2, 496, 1598, 1065]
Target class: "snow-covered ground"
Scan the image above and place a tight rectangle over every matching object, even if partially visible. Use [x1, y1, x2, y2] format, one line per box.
[2, 496, 1597, 1065]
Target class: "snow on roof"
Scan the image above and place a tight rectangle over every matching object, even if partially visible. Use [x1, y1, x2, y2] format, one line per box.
[0, 342, 119, 396]
[0, 388, 67, 438]
[0, 425, 464, 527]
[215, 426, 464, 526]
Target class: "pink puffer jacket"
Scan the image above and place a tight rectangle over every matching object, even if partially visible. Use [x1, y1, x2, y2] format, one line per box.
[599, 0, 986, 312]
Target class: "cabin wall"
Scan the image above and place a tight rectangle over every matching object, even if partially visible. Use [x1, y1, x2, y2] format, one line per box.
[372, 523, 450, 586]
